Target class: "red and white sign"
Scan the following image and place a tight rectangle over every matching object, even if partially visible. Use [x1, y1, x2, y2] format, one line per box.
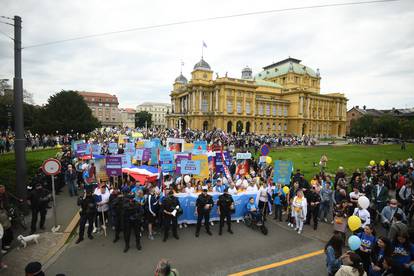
[41, 158, 61, 176]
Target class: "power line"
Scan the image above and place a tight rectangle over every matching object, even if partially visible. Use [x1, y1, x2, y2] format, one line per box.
[0, 19, 14, 26]
[23, 0, 399, 49]
[0, 28, 13, 40]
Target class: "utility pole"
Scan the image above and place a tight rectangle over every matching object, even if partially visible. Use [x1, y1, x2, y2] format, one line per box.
[13, 15, 27, 200]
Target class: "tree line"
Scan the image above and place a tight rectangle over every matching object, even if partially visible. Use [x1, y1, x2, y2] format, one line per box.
[349, 114, 414, 139]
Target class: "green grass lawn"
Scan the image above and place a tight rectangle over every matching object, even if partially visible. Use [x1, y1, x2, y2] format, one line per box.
[264, 144, 414, 178]
[0, 148, 58, 193]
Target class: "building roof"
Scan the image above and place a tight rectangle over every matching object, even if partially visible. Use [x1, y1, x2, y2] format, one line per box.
[193, 58, 211, 71]
[255, 57, 319, 79]
[174, 73, 188, 84]
[137, 102, 171, 107]
[120, 108, 136, 113]
[254, 79, 283, 89]
[77, 91, 119, 104]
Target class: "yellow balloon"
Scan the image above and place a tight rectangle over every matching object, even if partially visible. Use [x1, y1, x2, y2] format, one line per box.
[348, 215, 362, 232]
[380, 160, 385, 166]
[283, 186, 290, 194]
[266, 156, 272, 165]
[369, 160, 375, 166]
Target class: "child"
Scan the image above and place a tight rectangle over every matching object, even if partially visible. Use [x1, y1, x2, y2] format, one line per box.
[273, 183, 285, 221]
[356, 224, 376, 273]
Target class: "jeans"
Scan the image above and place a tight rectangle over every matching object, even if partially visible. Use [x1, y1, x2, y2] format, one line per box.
[67, 180, 78, 196]
[274, 204, 283, 221]
[319, 201, 330, 220]
[31, 207, 47, 232]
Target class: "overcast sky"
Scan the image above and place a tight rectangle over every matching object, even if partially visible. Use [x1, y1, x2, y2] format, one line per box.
[0, 0, 413, 110]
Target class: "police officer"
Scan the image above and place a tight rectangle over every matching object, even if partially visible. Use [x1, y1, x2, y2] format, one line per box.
[122, 193, 144, 252]
[195, 188, 214, 237]
[162, 188, 181, 242]
[217, 187, 234, 235]
[76, 187, 97, 244]
[27, 183, 51, 234]
[110, 188, 124, 243]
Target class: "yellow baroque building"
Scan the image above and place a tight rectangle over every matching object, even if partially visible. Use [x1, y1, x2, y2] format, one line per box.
[166, 57, 347, 137]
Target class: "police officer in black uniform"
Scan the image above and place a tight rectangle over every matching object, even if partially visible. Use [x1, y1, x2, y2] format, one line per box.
[122, 193, 144, 252]
[27, 183, 51, 234]
[76, 187, 97, 243]
[162, 188, 181, 242]
[217, 187, 234, 235]
[195, 188, 214, 237]
[110, 188, 124, 243]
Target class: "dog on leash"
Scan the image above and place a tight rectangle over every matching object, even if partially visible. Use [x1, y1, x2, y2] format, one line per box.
[17, 234, 40, 248]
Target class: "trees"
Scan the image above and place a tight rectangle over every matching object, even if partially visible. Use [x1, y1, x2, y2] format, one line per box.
[33, 90, 100, 134]
[350, 114, 413, 139]
[135, 111, 152, 128]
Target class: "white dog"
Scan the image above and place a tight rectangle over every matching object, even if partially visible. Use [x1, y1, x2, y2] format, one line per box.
[17, 234, 40, 248]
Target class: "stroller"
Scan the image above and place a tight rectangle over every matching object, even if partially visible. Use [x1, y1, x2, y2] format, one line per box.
[244, 210, 268, 235]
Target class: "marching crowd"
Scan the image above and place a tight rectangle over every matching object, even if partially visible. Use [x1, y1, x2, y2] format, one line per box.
[0, 127, 413, 276]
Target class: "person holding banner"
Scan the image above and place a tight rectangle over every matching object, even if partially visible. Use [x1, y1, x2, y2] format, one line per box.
[162, 189, 181, 242]
[217, 187, 234, 235]
[195, 188, 214, 237]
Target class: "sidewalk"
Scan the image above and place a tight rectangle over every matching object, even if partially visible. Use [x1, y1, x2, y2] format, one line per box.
[1, 189, 79, 275]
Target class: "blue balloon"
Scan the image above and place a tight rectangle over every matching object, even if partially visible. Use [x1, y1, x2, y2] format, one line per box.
[348, 235, 361, 251]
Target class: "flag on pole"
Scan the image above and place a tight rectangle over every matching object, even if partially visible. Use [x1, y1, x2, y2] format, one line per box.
[202, 41, 207, 48]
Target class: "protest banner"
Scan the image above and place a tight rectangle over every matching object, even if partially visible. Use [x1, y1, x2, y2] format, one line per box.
[91, 144, 102, 155]
[175, 153, 191, 174]
[125, 142, 135, 156]
[236, 152, 252, 160]
[150, 147, 159, 165]
[152, 138, 161, 148]
[191, 154, 209, 179]
[105, 156, 122, 176]
[142, 148, 151, 162]
[118, 134, 126, 144]
[273, 160, 293, 185]
[180, 160, 201, 175]
[160, 150, 174, 172]
[144, 140, 154, 148]
[183, 143, 194, 152]
[167, 138, 185, 152]
[108, 142, 118, 154]
[215, 151, 230, 173]
[134, 149, 144, 161]
[194, 140, 207, 151]
[75, 143, 90, 157]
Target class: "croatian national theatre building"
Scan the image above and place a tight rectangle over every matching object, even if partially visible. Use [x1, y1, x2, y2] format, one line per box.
[166, 57, 347, 137]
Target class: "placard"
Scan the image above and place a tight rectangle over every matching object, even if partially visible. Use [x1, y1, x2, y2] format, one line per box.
[273, 160, 293, 185]
[180, 160, 201, 175]
[105, 156, 122, 176]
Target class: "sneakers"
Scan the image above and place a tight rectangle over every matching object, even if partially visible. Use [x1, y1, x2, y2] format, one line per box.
[184, 224, 188, 228]
[1, 250, 7, 254]
[148, 234, 154, 240]
[287, 222, 292, 227]
[294, 227, 299, 231]
[75, 238, 83, 244]
[236, 220, 240, 223]
[210, 221, 214, 226]
[297, 229, 302, 234]
[269, 211, 273, 215]
[179, 224, 183, 229]
[323, 218, 328, 223]
[92, 227, 97, 233]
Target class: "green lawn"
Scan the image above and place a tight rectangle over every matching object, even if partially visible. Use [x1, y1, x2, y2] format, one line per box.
[264, 144, 414, 178]
[0, 148, 58, 193]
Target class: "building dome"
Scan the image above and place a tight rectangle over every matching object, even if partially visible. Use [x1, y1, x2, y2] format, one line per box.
[174, 73, 188, 84]
[193, 58, 211, 71]
[241, 66, 253, 79]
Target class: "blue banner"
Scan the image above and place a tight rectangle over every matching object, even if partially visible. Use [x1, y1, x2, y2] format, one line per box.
[180, 160, 201, 175]
[150, 147, 158, 165]
[119, 154, 132, 168]
[134, 149, 144, 161]
[144, 140, 154, 148]
[91, 144, 102, 155]
[160, 150, 174, 172]
[152, 138, 161, 148]
[125, 142, 135, 156]
[176, 192, 257, 224]
[108, 142, 118, 154]
[273, 160, 293, 185]
[194, 140, 207, 151]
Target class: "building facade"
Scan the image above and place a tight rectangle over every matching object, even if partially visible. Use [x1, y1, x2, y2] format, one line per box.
[119, 108, 136, 128]
[77, 92, 120, 127]
[136, 102, 171, 128]
[166, 57, 347, 137]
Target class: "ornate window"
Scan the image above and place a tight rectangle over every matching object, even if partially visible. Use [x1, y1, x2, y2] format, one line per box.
[266, 104, 270, 116]
[227, 100, 233, 113]
[272, 105, 277, 116]
[259, 104, 263, 115]
[246, 102, 251, 114]
[237, 101, 242, 114]
[284, 106, 288, 117]
[278, 105, 282, 116]
[284, 123, 287, 131]
[202, 98, 208, 112]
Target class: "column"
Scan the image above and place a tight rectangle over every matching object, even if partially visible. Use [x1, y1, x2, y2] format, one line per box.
[215, 90, 219, 111]
[299, 96, 303, 114]
[210, 91, 213, 111]
[199, 91, 202, 111]
[193, 91, 196, 109]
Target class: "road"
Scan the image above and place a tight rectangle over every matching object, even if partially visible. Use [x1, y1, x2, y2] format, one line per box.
[46, 218, 327, 276]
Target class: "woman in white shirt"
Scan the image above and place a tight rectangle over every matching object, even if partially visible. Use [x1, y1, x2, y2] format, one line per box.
[184, 182, 195, 194]
[292, 189, 307, 234]
[228, 183, 238, 195]
[246, 182, 258, 193]
[93, 184, 110, 233]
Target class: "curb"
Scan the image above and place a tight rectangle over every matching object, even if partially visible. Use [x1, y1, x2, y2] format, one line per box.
[41, 211, 80, 270]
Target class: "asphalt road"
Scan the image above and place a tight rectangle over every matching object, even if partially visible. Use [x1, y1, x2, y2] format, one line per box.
[46, 218, 327, 276]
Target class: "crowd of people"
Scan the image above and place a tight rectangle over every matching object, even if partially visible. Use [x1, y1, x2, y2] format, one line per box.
[0, 127, 413, 275]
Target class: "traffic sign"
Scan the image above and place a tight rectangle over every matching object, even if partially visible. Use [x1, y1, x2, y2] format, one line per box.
[41, 158, 61, 176]
[260, 144, 270, 156]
